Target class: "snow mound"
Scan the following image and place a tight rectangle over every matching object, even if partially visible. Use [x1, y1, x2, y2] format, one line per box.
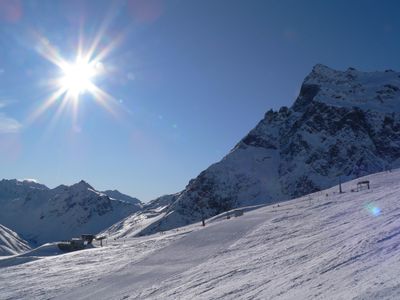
[0, 243, 62, 268]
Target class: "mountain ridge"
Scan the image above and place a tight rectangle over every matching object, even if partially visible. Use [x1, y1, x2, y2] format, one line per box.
[122, 64, 400, 236]
[0, 179, 142, 245]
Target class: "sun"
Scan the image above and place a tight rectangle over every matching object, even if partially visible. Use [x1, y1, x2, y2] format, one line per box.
[58, 59, 97, 96]
[27, 29, 124, 125]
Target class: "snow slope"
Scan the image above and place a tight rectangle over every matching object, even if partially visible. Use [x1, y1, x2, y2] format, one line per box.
[135, 64, 400, 235]
[0, 224, 30, 256]
[103, 193, 179, 239]
[0, 179, 141, 245]
[2, 169, 400, 299]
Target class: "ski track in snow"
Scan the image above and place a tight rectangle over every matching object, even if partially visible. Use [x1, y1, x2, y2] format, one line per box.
[2, 169, 400, 299]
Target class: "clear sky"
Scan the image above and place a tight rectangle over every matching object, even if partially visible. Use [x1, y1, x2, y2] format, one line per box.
[0, 0, 400, 202]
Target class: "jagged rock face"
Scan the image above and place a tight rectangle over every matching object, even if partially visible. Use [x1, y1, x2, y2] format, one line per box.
[142, 64, 400, 234]
[0, 180, 141, 245]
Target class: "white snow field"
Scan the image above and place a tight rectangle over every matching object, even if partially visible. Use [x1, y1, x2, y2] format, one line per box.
[2, 169, 400, 299]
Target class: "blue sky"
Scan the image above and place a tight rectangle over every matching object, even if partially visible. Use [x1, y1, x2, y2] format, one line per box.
[0, 0, 400, 201]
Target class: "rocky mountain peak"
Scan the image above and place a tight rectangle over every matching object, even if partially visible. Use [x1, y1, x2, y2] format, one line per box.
[134, 65, 400, 236]
[294, 64, 400, 113]
[69, 180, 94, 192]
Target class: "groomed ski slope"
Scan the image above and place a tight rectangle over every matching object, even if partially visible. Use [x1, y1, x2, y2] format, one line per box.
[2, 169, 400, 299]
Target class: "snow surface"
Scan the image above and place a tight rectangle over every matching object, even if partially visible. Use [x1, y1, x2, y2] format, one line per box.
[2, 169, 400, 299]
[0, 224, 30, 256]
[102, 193, 179, 239]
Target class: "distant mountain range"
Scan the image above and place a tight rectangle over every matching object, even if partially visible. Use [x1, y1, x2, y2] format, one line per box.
[0, 179, 142, 245]
[113, 64, 400, 236]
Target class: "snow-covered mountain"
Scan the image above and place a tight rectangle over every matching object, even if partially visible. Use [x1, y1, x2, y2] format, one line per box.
[3, 169, 400, 299]
[103, 193, 179, 239]
[102, 190, 142, 206]
[0, 179, 141, 245]
[132, 65, 400, 235]
[0, 224, 30, 256]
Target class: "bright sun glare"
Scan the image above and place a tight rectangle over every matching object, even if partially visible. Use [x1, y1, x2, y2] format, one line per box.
[59, 59, 97, 95]
[27, 28, 124, 124]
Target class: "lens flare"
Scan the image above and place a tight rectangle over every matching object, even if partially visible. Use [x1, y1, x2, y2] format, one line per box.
[366, 203, 381, 217]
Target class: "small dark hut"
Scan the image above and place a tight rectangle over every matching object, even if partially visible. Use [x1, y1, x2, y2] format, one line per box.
[357, 180, 370, 191]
